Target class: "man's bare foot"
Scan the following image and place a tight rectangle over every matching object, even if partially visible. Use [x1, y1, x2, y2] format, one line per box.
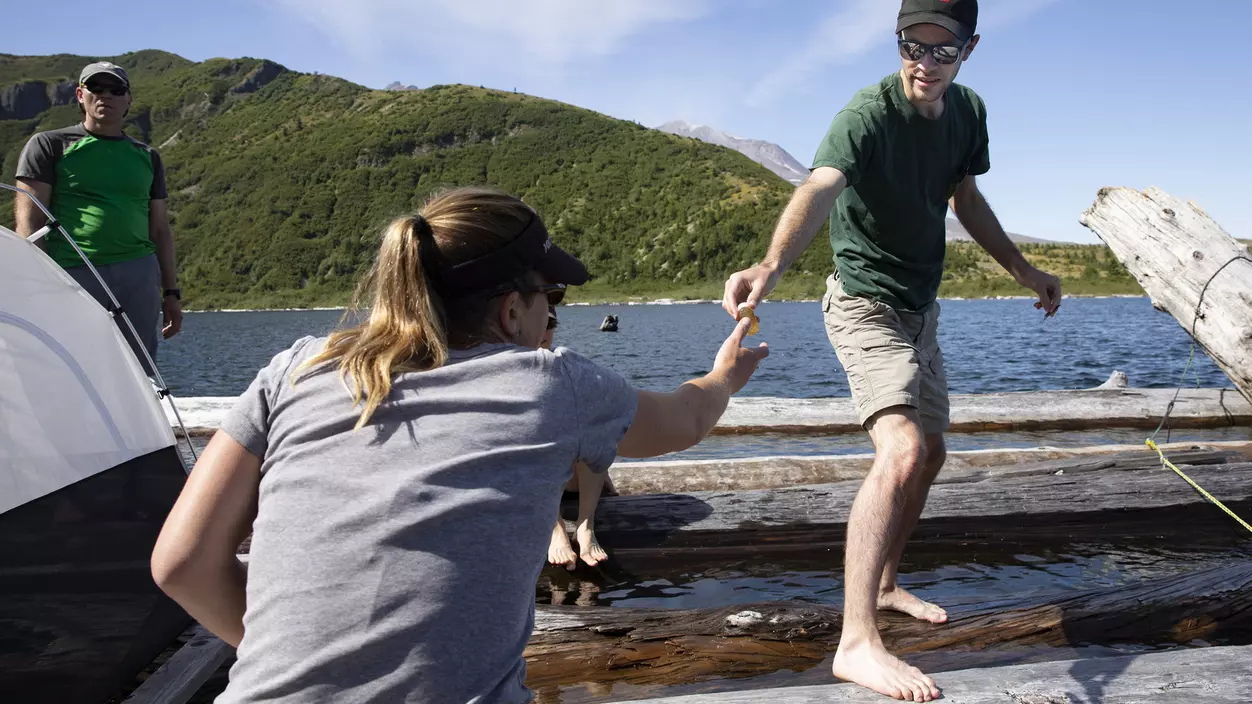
[547, 522, 577, 570]
[833, 639, 940, 702]
[878, 586, 947, 624]
[575, 520, 608, 566]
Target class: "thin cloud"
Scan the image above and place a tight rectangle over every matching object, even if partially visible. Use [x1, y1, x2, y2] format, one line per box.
[262, 0, 711, 66]
[748, 0, 1061, 107]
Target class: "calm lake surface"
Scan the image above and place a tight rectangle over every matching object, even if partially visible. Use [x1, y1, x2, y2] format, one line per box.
[159, 297, 1227, 398]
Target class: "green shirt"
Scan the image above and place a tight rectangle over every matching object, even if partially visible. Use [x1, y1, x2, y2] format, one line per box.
[16, 124, 167, 268]
[812, 72, 990, 312]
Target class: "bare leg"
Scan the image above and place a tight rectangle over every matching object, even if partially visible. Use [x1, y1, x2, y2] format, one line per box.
[573, 462, 608, 566]
[832, 409, 940, 702]
[878, 433, 947, 624]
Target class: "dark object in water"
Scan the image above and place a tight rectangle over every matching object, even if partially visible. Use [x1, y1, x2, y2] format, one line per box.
[600, 315, 619, 332]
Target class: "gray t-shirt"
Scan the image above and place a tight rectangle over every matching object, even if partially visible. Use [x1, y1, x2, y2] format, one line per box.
[215, 336, 637, 703]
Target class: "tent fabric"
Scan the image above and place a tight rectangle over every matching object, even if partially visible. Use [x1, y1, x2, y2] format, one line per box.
[0, 224, 175, 514]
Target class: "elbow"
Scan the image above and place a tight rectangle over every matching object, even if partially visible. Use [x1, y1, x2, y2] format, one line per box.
[150, 546, 192, 595]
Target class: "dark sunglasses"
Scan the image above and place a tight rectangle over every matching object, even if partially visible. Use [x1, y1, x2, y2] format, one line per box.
[897, 37, 967, 65]
[486, 281, 566, 306]
[83, 83, 129, 97]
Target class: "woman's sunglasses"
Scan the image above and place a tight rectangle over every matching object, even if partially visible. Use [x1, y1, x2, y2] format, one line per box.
[83, 83, 130, 97]
[897, 37, 967, 65]
[486, 281, 566, 306]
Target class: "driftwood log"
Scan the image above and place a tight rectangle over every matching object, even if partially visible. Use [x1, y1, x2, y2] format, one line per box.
[525, 562, 1252, 690]
[574, 452, 1252, 552]
[623, 644, 1252, 703]
[167, 387, 1252, 438]
[606, 441, 1252, 496]
[1081, 187, 1252, 404]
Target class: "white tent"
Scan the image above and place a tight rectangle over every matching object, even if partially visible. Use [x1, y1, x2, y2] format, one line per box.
[0, 217, 193, 701]
[0, 224, 177, 511]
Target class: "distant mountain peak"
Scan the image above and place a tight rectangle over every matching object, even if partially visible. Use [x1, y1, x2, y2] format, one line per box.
[385, 81, 419, 91]
[658, 120, 808, 185]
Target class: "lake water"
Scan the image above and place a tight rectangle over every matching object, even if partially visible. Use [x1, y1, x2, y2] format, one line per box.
[158, 297, 1227, 399]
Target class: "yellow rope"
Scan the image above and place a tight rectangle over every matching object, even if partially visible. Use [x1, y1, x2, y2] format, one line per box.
[1146, 439, 1252, 534]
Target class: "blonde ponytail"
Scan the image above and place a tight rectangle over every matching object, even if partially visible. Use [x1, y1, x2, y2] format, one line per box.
[296, 187, 537, 429]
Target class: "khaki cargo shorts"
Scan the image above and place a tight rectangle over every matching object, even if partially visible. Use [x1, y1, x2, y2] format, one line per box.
[821, 274, 950, 435]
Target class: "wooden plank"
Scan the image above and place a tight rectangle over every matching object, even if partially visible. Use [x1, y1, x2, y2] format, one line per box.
[166, 387, 1252, 438]
[124, 625, 233, 704]
[1082, 187, 1252, 405]
[624, 644, 1252, 702]
[524, 562, 1252, 689]
[584, 458, 1252, 547]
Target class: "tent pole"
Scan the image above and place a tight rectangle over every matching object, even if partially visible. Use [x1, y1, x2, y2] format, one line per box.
[1, 181, 198, 470]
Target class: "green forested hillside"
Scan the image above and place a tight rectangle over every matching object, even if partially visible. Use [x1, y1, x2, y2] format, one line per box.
[2, 51, 1143, 308]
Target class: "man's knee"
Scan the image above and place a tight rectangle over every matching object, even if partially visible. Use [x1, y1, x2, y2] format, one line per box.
[867, 409, 928, 483]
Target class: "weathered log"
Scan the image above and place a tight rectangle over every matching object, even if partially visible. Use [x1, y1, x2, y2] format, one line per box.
[579, 456, 1252, 551]
[166, 387, 1252, 438]
[604, 441, 1252, 495]
[1081, 187, 1252, 404]
[524, 561, 1252, 690]
[622, 644, 1252, 703]
[713, 388, 1252, 435]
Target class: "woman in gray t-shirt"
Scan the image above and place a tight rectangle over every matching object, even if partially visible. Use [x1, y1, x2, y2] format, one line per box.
[151, 186, 768, 703]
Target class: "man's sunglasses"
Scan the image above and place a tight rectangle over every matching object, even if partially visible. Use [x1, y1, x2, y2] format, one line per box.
[82, 83, 129, 97]
[897, 37, 967, 65]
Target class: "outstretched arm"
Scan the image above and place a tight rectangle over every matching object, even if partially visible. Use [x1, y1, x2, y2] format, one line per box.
[950, 175, 1061, 316]
[722, 166, 847, 316]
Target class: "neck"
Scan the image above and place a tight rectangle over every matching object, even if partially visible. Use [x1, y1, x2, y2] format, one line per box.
[898, 69, 946, 120]
[83, 116, 124, 137]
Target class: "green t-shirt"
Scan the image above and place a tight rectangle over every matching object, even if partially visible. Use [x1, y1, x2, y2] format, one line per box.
[16, 124, 167, 268]
[812, 72, 990, 312]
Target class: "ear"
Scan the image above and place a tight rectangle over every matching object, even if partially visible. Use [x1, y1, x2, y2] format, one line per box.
[495, 290, 523, 338]
[75, 85, 85, 105]
[964, 34, 980, 59]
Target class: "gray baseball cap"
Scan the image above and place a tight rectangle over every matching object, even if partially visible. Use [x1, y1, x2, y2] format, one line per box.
[79, 61, 130, 87]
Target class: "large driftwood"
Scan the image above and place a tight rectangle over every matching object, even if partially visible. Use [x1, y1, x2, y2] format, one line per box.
[1082, 187, 1252, 405]
[525, 562, 1252, 689]
[166, 387, 1252, 438]
[624, 644, 1252, 703]
[579, 455, 1252, 550]
[605, 441, 1252, 495]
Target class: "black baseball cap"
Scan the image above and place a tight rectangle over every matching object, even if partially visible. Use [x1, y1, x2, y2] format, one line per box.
[433, 211, 588, 297]
[79, 61, 130, 87]
[897, 0, 978, 42]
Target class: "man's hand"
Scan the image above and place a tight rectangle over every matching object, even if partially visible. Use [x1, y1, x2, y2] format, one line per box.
[163, 295, 183, 339]
[1018, 266, 1062, 317]
[722, 262, 781, 318]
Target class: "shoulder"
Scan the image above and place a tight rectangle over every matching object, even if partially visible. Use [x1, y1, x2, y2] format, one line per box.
[23, 124, 85, 150]
[277, 335, 329, 376]
[836, 74, 900, 130]
[124, 134, 160, 157]
[550, 346, 628, 387]
[949, 82, 988, 117]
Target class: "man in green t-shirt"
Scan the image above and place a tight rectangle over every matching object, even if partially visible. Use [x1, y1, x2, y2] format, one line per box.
[14, 61, 182, 371]
[723, 0, 1060, 700]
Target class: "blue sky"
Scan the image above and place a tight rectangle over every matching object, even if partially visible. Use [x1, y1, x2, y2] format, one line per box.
[11, 0, 1250, 243]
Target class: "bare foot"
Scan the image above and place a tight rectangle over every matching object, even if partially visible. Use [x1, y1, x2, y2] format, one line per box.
[575, 520, 608, 566]
[547, 522, 577, 570]
[878, 587, 947, 624]
[833, 639, 940, 702]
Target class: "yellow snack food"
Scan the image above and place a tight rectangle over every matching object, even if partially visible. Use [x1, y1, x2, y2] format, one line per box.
[736, 303, 760, 335]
